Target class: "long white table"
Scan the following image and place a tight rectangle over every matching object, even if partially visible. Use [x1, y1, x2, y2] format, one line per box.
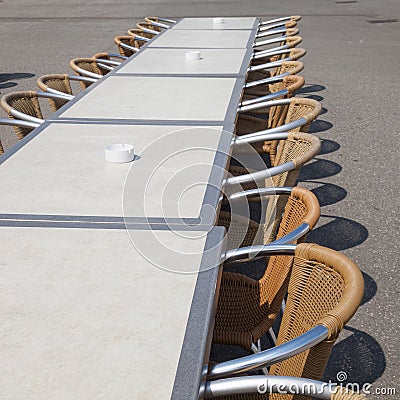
[0, 226, 225, 400]
[116, 48, 249, 76]
[0, 16, 260, 399]
[0, 122, 233, 225]
[172, 17, 258, 30]
[53, 76, 240, 122]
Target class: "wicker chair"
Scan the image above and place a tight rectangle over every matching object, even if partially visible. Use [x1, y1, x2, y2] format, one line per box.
[250, 47, 306, 77]
[0, 91, 69, 139]
[114, 35, 147, 57]
[258, 15, 301, 31]
[136, 21, 162, 35]
[91, 52, 126, 75]
[127, 28, 155, 41]
[241, 75, 305, 113]
[256, 27, 299, 40]
[37, 74, 96, 111]
[214, 188, 320, 350]
[236, 97, 321, 165]
[0, 118, 40, 147]
[69, 57, 108, 84]
[226, 130, 320, 243]
[218, 185, 319, 249]
[144, 16, 176, 28]
[204, 376, 367, 399]
[254, 35, 302, 54]
[258, 18, 298, 33]
[206, 243, 364, 400]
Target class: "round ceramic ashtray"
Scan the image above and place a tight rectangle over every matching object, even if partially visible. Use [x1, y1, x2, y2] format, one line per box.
[105, 144, 135, 163]
[213, 17, 226, 24]
[185, 50, 202, 61]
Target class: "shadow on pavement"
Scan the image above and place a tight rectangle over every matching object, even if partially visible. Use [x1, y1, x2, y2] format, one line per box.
[309, 181, 347, 207]
[319, 138, 340, 154]
[298, 158, 342, 181]
[306, 215, 369, 251]
[0, 73, 35, 92]
[324, 326, 386, 385]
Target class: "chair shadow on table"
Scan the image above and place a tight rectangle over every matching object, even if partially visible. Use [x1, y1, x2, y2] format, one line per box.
[0, 72, 35, 93]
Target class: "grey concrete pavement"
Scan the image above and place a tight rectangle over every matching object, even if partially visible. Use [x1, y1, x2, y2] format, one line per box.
[0, 0, 399, 398]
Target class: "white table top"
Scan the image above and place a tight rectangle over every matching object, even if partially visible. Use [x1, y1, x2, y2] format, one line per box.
[116, 48, 248, 76]
[0, 226, 224, 399]
[172, 17, 257, 30]
[55, 76, 239, 122]
[148, 29, 253, 49]
[0, 123, 232, 222]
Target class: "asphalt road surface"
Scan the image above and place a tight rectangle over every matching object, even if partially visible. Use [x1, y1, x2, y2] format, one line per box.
[0, 0, 399, 398]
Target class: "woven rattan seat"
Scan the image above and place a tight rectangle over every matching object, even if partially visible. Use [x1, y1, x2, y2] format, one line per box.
[207, 243, 364, 400]
[214, 187, 320, 350]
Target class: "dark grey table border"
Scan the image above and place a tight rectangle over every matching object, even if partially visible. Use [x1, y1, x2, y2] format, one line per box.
[171, 225, 225, 400]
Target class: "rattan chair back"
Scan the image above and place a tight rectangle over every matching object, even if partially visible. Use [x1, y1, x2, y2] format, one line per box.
[136, 22, 162, 34]
[37, 74, 72, 111]
[1, 91, 43, 139]
[127, 28, 155, 40]
[267, 243, 364, 399]
[114, 35, 143, 57]
[70, 58, 104, 87]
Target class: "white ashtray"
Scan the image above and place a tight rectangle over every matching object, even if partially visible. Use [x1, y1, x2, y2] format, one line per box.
[105, 144, 135, 163]
[185, 50, 202, 61]
[213, 17, 225, 24]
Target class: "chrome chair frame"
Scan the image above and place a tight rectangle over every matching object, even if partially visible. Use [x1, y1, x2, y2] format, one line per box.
[1, 91, 71, 124]
[202, 375, 336, 399]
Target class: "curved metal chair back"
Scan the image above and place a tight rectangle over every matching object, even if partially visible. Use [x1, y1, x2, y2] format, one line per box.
[1, 91, 44, 139]
[136, 22, 162, 35]
[70, 58, 104, 84]
[127, 28, 155, 40]
[144, 16, 176, 28]
[246, 61, 304, 96]
[242, 74, 305, 110]
[114, 35, 144, 57]
[37, 74, 72, 111]
[269, 47, 307, 65]
[258, 18, 298, 32]
[0, 99, 42, 140]
[37, 74, 96, 111]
